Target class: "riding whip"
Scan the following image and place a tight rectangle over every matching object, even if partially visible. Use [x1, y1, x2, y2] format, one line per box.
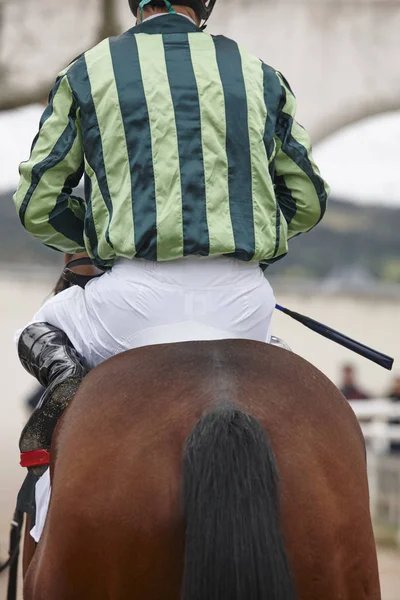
[275, 304, 394, 371]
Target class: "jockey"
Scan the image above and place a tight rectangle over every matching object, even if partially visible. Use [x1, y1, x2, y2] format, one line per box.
[14, 0, 329, 458]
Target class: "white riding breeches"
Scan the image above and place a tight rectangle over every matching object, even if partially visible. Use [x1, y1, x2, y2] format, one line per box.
[21, 256, 276, 369]
[19, 256, 276, 542]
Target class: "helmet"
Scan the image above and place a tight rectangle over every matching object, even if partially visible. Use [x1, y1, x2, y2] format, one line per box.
[128, 0, 217, 23]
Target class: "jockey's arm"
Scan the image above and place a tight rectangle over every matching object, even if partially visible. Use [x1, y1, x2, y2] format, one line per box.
[13, 70, 86, 254]
[273, 73, 330, 239]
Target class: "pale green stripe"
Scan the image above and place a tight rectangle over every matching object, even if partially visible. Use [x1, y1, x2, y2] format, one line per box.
[269, 139, 277, 165]
[68, 196, 86, 221]
[21, 96, 84, 254]
[274, 138, 318, 239]
[21, 109, 85, 253]
[83, 232, 92, 259]
[188, 33, 235, 256]
[275, 189, 289, 254]
[85, 161, 114, 260]
[85, 39, 136, 256]
[239, 47, 277, 261]
[291, 119, 330, 197]
[14, 75, 73, 213]
[276, 216, 289, 256]
[58, 60, 79, 78]
[279, 76, 325, 198]
[136, 34, 183, 259]
[277, 77, 324, 237]
[272, 141, 289, 255]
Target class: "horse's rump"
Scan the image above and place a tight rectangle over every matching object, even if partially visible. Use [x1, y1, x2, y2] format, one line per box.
[24, 340, 380, 600]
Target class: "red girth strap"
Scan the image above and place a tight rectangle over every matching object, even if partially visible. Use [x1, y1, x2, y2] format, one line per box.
[20, 450, 50, 468]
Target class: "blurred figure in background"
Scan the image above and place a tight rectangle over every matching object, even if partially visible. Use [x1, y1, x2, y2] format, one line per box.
[387, 376, 400, 401]
[387, 375, 400, 453]
[339, 363, 370, 400]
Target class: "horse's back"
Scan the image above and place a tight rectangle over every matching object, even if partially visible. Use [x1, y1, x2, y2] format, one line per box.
[25, 340, 379, 600]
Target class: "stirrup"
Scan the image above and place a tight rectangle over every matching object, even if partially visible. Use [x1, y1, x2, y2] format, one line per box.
[19, 377, 83, 452]
[19, 377, 83, 476]
[270, 336, 292, 351]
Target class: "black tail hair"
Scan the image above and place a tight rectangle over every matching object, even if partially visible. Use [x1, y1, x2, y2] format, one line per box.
[182, 404, 295, 600]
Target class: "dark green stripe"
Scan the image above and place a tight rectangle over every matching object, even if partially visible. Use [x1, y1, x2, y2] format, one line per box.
[110, 33, 157, 260]
[40, 77, 63, 126]
[273, 198, 281, 257]
[276, 86, 328, 222]
[261, 64, 281, 158]
[262, 64, 287, 259]
[213, 36, 255, 261]
[260, 251, 288, 269]
[83, 174, 106, 267]
[29, 76, 65, 154]
[30, 56, 84, 155]
[274, 174, 297, 226]
[163, 33, 209, 257]
[67, 57, 114, 249]
[48, 166, 85, 246]
[19, 100, 78, 226]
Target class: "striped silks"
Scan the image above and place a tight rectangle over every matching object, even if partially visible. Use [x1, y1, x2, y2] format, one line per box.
[14, 14, 329, 267]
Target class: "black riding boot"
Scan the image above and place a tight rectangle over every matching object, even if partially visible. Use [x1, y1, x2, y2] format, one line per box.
[18, 323, 88, 458]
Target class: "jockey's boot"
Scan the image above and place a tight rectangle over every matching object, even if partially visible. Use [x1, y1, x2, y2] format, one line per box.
[18, 323, 88, 458]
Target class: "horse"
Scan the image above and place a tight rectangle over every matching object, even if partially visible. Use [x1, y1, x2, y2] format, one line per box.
[22, 338, 381, 599]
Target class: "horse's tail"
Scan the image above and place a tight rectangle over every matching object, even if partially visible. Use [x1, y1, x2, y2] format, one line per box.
[182, 404, 295, 600]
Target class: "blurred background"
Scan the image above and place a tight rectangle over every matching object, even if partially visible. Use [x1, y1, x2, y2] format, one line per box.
[1, 0, 400, 597]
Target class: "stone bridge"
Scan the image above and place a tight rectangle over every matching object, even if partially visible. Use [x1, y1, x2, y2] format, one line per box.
[1, 0, 399, 140]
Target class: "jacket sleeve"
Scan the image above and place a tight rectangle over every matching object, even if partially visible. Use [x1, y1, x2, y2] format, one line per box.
[13, 71, 86, 253]
[273, 72, 330, 239]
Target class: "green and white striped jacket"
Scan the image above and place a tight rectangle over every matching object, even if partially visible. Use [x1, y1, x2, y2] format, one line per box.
[14, 14, 329, 268]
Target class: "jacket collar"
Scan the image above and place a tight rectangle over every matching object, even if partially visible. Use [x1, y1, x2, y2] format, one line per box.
[128, 14, 202, 35]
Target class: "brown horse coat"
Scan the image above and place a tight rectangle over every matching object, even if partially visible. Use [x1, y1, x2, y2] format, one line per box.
[24, 340, 381, 600]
